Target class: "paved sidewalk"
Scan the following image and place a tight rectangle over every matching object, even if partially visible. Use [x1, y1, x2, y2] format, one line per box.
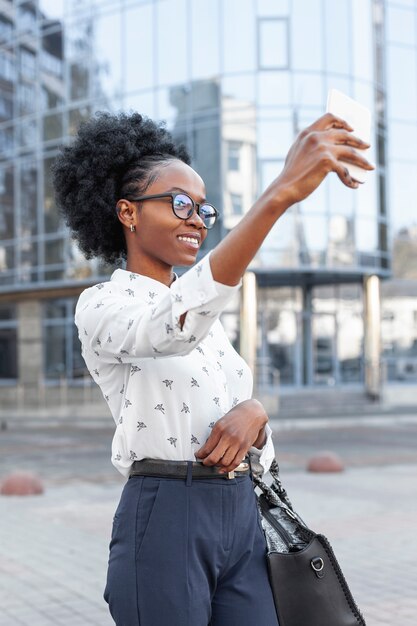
[0, 462, 416, 625]
[1, 416, 417, 625]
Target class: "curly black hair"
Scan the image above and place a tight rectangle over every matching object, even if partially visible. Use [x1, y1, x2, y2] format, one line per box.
[52, 111, 191, 264]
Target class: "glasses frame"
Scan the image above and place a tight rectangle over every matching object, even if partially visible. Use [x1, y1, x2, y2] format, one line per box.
[129, 192, 219, 229]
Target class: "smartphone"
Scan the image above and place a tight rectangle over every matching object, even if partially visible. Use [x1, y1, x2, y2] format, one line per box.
[326, 88, 372, 183]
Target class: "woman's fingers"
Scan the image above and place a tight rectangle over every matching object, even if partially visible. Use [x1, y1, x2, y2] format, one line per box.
[336, 145, 375, 170]
[306, 112, 354, 133]
[329, 129, 370, 149]
[334, 163, 360, 189]
[218, 448, 248, 474]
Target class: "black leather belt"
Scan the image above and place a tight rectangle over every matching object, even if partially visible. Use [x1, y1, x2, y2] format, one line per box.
[129, 457, 251, 480]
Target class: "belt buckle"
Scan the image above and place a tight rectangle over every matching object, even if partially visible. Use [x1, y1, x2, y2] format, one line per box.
[227, 461, 249, 479]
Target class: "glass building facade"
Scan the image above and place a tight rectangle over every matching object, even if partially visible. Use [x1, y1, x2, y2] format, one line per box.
[0, 0, 414, 407]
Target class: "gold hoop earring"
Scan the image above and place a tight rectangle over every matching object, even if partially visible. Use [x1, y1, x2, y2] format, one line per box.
[130, 224, 136, 233]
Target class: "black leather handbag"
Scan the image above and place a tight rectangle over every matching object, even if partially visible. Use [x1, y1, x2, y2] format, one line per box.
[252, 459, 366, 626]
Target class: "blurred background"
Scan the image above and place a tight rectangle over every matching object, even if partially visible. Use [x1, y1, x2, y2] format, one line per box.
[0, 0, 416, 416]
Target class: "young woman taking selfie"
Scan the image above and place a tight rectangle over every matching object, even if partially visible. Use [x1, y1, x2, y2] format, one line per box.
[52, 111, 372, 626]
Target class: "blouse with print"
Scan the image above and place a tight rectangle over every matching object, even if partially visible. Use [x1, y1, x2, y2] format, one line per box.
[74, 250, 275, 478]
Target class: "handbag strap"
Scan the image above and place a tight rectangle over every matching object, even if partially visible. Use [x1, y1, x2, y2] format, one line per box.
[251, 457, 294, 511]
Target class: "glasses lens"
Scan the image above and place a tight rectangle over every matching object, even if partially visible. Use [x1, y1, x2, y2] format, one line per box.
[173, 194, 193, 219]
[199, 204, 217, 229]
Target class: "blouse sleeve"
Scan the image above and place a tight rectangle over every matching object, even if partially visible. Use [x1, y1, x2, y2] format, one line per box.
[75, 251, 241, 362]
[249, 423, 275, 475]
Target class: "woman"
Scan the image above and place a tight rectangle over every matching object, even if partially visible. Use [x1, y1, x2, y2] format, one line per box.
[52, 111, 372, 625]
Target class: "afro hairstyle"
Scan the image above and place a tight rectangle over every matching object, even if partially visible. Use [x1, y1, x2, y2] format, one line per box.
[51, 111, 191, 264]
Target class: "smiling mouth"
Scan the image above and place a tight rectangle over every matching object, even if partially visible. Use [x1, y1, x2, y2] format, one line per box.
[177, 235, 200, 248]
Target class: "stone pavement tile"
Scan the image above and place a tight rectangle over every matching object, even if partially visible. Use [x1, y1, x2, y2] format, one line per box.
[0, 481, 121, 626]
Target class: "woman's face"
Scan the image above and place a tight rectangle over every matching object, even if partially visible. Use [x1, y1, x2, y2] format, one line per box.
[129, 159, 210, 269]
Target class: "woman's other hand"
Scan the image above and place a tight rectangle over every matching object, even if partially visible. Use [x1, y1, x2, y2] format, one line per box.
[195, 399, 268, 473]
[268, 112, 374, 207]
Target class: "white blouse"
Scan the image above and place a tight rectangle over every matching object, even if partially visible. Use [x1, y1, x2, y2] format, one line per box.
[74, 250, 275, 478]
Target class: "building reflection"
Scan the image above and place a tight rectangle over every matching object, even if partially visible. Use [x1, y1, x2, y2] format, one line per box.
[0, 0, 415, 409]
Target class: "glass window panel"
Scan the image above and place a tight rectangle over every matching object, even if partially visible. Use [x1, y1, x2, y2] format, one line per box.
[92, 12, 122, 99]
[258, 19, 288, 69]
[70, 57, 90, 101]
[223, 0, 256, 73]
[45, 300, 66, 319]
[299, 176, 326, 214]
[0, 126, 13, 155]
[0, 241, 15, 275]
[222, 74, 256, 104]
[387, 46, 417, 120]
[326, 215, 355, 267]
[0, 89, 13, 122]
[67, 20, 91, 101]
[301, 214, 327, 253]
[39, 0, 65, 21]
[157, 0, 188, 85]
[324, 75, 351, 101]
[19, 117, 38, 148]
[324, 0, 350, 74]
[260, 159, 284, 192]
[0, 50, 14, 82]
[161, 83, 191, 131]
[388, 162, 417, 233]
[18, 2, 37, 34]
[293, 73, 324, 108]
[19, 238, 39, 283]
[389, 122, 417, 161]
[351, 0, 373, 81]
[257, 0, 289, 17]
[291, 0, 323, 71]
[19, 160, 38, 238]
[265, 308, 298, 386]
[0, 166, 14, 240]
[258, 210, 296, 267]
[17, 83, 36, 115]
[352, 81, 374, 114]
[257, 118, 293, 159]
[355, 174, 377, 219]
[328, 173, 354, 217]
[44, 323, 66, 379]
[20, 48, 36, 81]
[68, 105, 91, 136]
[125, 3, 154, 92]
[312, 313, 336, 385]
[41, 28, 63, 81]
[126, 91, 155, 120]
[43, 112, 63, 141]
[386, 5, 415, 46]
[0, 17, 13, 43]
[45, 238, 64, 266]
[258, 71, 291, 107]
[356, 218, 377, 251]
[191, 0, 220, 80]
[0, 325, 17, 378]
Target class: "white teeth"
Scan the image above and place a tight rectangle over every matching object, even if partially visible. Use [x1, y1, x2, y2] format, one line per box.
[178, 236, 199, 245]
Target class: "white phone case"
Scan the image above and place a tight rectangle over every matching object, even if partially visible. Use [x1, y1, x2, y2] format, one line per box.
[326, 88, 372, 183]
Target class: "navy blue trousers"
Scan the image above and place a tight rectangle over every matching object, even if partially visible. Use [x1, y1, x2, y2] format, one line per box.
[103, 471, 279, 626]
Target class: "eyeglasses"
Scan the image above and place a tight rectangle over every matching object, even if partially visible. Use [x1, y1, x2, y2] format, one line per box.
[129, 192, 219, 230]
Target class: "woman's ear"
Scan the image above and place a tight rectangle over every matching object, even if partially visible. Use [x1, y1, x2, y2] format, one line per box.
[116, 199, 137, 231]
